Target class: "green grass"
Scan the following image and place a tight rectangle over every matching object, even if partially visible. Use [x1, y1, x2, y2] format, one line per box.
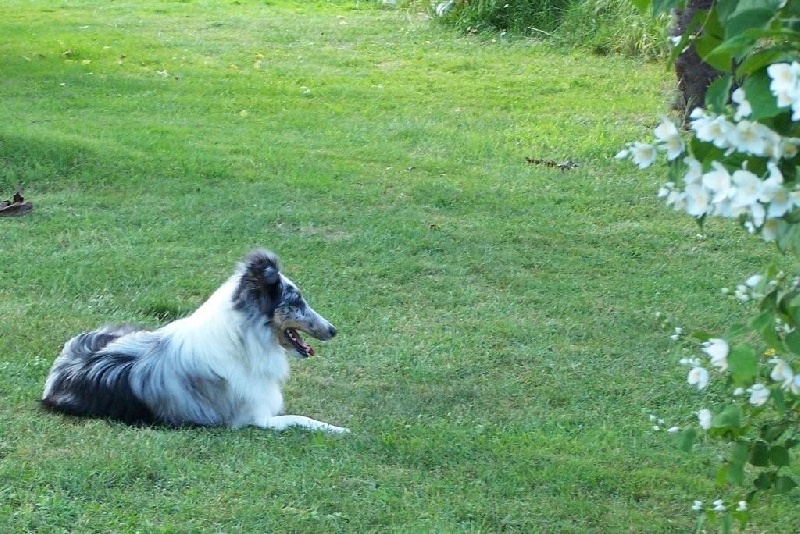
[1, 0, 798, 531]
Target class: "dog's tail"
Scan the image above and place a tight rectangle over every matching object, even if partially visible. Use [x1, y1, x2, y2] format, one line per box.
[41, 326, 158, 426]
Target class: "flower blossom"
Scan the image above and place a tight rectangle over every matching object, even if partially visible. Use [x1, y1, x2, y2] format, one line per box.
[790, 375, 800, 395]
[617, 141, 657, 169]
[697, 408, 712, 430]
[713, 499, 726, 512]
[737, 500, 747, 512]
[770, 358, 794, 387]
[688, 366, 710, 390]
[692, 113, 733, 149]
[732, 87, 752, 120]
[747, 383, 770, 406]
[767, 62, 800, 113]
[702, 162, 734, 205]
[654, 117, 685, 161]
[692, 500, 703, 512]
[702, 338, 729, 372]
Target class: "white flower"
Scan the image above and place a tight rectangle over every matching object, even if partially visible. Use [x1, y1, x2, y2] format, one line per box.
[747, 383, 770, 406]
[737, 500, 747, 512]
[683, 157, 703, 186]
[713, 499, 726, 512]
[751, 201, 767, 228]
[670, 327, 683, 341]
[745, 275, 764, 288]
[769, 358, 794, 387]
[731, 169, 764, 209]
[734, 284, 751, 302]
[693, 114, 732, 149]
[697, 408, 712, 430]
[654, 117, 685, 161]
[762, 218, 785, 242]
[733, 387, 745, 396]
[702, 338, 729, 372]
[781, 138, 800, 159]
[732, 87, 752, 120]
[630, 142, 657, 169]
[761, 165, 796, 218]
[688, 366, 710, 389]
[667, 426, 680, 433]
[692, 500, 703, 512]
[790, 375, 800, 395]
[728, 120, 772, 156]
[684, 184, 711, 217]
[767, 63, 800, 106]
[702, 162, 734, 204]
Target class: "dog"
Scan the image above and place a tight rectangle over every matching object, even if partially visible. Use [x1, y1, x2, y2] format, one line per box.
[41, 249, 348, 434]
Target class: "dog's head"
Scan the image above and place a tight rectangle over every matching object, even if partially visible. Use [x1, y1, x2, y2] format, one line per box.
[232, 249, 336, 358]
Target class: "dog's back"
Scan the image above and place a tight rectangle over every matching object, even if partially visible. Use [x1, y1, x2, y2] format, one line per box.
[42, 325, 158, 426]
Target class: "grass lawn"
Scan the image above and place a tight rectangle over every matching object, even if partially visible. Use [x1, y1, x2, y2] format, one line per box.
[1, 0, 798, 531]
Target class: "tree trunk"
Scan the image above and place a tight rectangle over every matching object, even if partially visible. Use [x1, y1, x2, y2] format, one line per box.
[673, 0, 720, 123]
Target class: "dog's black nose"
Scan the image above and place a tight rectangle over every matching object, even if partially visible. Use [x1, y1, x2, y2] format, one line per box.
[328, 325, 337, 338]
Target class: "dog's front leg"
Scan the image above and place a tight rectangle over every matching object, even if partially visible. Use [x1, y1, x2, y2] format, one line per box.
[254, 415, 350, 434]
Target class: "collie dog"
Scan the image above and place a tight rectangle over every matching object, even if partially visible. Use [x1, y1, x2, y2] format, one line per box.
[42, 249, 348, 433]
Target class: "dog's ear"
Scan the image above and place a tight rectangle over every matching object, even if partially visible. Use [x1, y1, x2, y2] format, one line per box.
[233, 249, 282, 315]
[263, 264, 279, 286]
[247, 250, 281, 287]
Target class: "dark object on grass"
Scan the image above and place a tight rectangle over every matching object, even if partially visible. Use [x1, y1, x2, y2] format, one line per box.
[0, 188, 33, 217]
[526, 157, 578, 171]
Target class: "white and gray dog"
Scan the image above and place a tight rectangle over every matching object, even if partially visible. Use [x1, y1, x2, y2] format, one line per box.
[42, 249, 348, 433]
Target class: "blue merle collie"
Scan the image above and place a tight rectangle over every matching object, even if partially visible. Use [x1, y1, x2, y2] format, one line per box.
[42, 249, 348, 433]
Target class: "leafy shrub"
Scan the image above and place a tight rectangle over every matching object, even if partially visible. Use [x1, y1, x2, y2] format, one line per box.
[431, 0, 576, 35]
[556, 0, 669, 59]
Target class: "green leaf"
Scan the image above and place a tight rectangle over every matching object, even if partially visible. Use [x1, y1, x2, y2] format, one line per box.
[754, 471, 775, 490]
[750, 440, 770, 466]
[703, 34, 754, 71]
[785, 330, 800, 355]
[729, 442, 748, 485]
[724, 322, 749, 339]
[760, 422, 788, 441]
[743, 71, 783, 120]
[689, 330, 713, 343]
[704, 75, 733, 113]
[712, 404, 742, 429]
[751, 310, 774, 331]
[714, 0, 738, 23]
[717, 464, 730, 487]
[728, 344, 758, 387]
[772, 387, 786, 416]
[760, 289, 778, 312]
[679, 427, 697, 452]
[721, 513, 733, 534]
[725, 7, 779, 40]
[775, 475, 798, 494]
[737, 46, 798, 76]
[695, 34, 727, 72]
[770, 445, 790, 467]
[732, 441, 749, 465]
[630, 0, 652, 14]
[652, 0, 683, 16]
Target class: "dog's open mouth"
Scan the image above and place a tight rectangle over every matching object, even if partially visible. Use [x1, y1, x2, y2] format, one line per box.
[285, 328, 315, 357]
